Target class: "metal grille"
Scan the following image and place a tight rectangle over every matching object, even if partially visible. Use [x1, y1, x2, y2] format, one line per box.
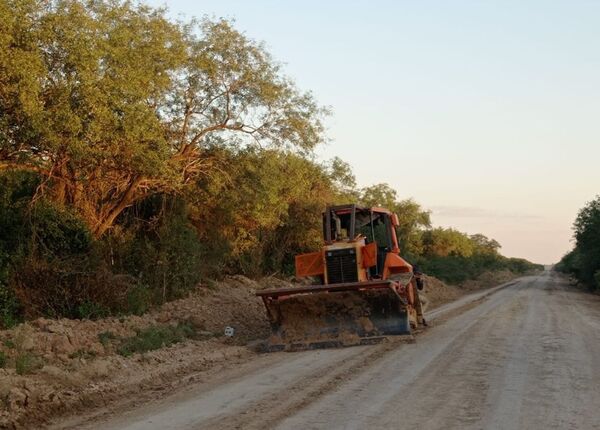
[326, 248, 358, 284]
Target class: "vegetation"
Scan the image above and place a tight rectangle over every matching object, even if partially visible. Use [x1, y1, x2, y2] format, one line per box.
[117, 323, 196, 357]
[0, 0, 541, 327]
[556, 196, 600, 290]
[0, 351, 6, 368]
[15, 352, 42, 375]
[1, 0, 325, 238]
[98, 331, 117, 348]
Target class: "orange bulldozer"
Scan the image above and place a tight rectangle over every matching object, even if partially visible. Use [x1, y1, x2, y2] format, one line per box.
[257, 204, 424, 351]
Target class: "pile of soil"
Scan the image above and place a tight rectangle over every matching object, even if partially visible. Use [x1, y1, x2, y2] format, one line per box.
[421, 270, 526, 310]
[420, 275, 463, 310]
[460, 269, 518, 290]
[0, 275, 272, 429]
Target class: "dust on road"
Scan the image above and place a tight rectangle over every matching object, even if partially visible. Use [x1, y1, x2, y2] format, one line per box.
[57, 272, 600, 430]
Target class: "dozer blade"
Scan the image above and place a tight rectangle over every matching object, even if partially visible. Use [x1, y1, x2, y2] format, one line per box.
[256, 281, 412, 352]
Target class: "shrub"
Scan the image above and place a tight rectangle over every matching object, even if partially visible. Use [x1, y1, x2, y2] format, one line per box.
[69, 349, 97, 360]
[0, 351, 6, 368]
[117, 323, 195, 357]
[107, 196, 206, 306]
[76, 301, 111, 320]
[558, 197, 600, 290]
[0, 285, 21, 329]
[15, 352, 43, 375]
[11, 258, 135, 319]
[98, 331, 117, 347]
[28, 202, 93, 258]
[126, 284, 153, 316]
[418, 253, 542, 285]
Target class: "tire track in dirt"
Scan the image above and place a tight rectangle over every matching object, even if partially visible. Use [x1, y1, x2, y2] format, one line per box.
[201, 337, 415, 429]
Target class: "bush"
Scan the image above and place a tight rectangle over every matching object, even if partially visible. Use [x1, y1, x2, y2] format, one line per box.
[76, 301, 111, 320]
[11, 257, 135, 319]
[418, 253, 542, 285]
[0, 285, 21, 328]
[98, 331, 117, 347]
[15, 352, 43, 375]
[558, 197, 600, 290]
[0, 178, 208, 320]
[0, 171, 95, 323]
[0, 171, 39, 327]
[106, 196, 206, 305]
[0, 351, 6, 368]
[125, 284, 153, 316]
[117, 323, 196, 357]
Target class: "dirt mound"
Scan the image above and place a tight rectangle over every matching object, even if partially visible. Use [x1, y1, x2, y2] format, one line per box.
[421, 270, 527, 311]
[460, 270, 517, 290]
[0, 275, 272, 429]
[420, 275, 463, 310]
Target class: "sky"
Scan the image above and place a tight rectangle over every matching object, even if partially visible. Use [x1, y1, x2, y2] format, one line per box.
[147, 0, 600, 264]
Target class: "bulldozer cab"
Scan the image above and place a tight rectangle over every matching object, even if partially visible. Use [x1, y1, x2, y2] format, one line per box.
[323, 204, 399, 278]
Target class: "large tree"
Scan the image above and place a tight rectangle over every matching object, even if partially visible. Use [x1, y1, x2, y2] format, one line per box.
[0, 0, 326, 236]
[573, 196, 600, 286]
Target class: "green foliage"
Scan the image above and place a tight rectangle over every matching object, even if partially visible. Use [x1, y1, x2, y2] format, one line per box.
[117, 323, 196, 357]
[98, 331, 117, 347]
[0, 171, 37, 326]
[0, 170, 95, 324]
[69, 349, 97, 360]
[188, 147, 339, 275]
[106, 195, 206, 305]
[0, 169, 206, 321]
[28, 202, 92, 258]
[76, 301, 110, 320]
[419, 253, 542, 285]
[417, 227, 542, 284]
[0, 287, 20, 329]
[328, 157, 359, 201]
[15, 352, 42, 375]
[422, 228, 475, 258]
[558, 196, 600, 289]
[125, 284, 153, 316]
[469, 234, 501, 255]
[1, 0, 327, 237]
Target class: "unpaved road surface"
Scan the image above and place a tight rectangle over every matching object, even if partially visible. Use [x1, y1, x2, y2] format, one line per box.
[62, 272, 600, 430]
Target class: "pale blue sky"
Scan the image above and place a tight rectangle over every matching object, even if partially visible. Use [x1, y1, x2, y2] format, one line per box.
[148, 0, 600, 264]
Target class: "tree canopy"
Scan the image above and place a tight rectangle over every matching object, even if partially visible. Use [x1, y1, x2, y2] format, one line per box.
[0, 0, 326, 237]
[558, 196, 600, 289]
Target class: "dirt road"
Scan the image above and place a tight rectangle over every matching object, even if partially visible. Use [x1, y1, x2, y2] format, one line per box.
[62, 271, 600, 430]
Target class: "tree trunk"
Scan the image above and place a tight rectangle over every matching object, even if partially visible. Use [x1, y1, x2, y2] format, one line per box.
[93, 177, 144, 238]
